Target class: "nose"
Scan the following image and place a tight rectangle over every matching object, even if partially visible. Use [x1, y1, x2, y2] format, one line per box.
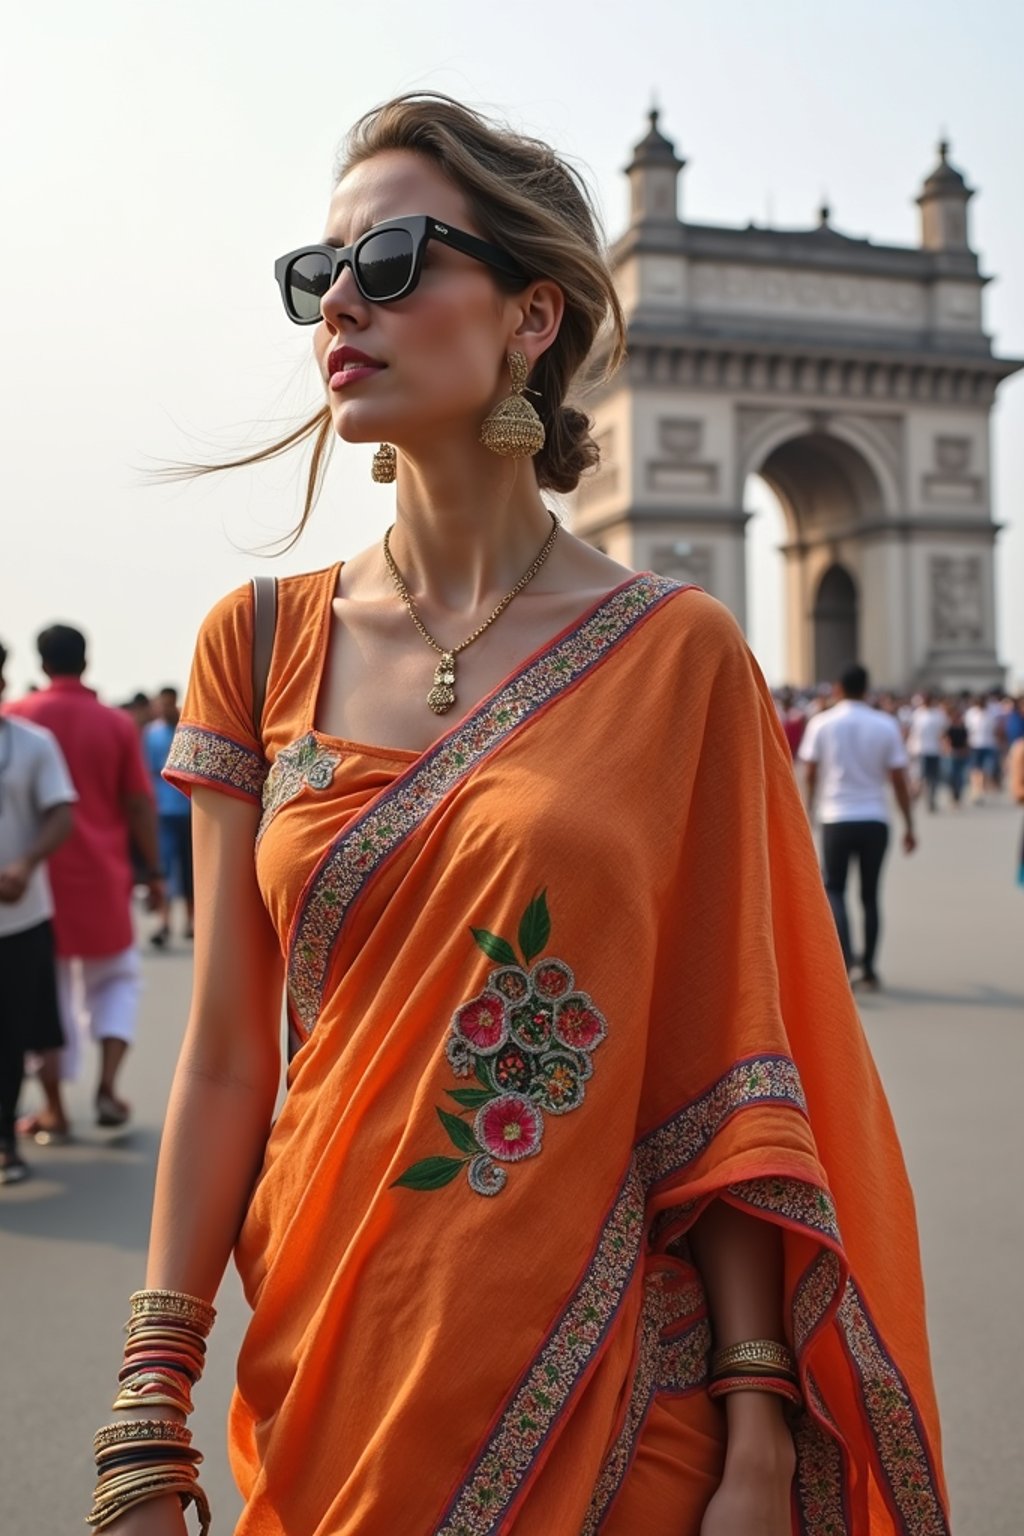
[320, 260, 367, 331]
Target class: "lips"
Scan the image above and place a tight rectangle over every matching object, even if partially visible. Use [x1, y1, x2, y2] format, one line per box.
[326, 345, 386, 382]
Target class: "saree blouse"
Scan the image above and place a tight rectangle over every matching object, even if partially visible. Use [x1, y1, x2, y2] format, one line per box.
[166, 565, 949, 1536]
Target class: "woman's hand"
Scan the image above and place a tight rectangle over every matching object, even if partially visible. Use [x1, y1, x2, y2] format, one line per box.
[701, 1392, 796, 1536]
[92, 1494, 188, 1536]
[700, 1462, 794, 1535]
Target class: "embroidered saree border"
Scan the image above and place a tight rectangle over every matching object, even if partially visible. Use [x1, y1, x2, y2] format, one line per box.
[837, 1282, 950, 1536]
[165, 723, 267, 802]
[433, 1164, 647, 1536]
[286, 574, 681, 1033]
[795, 1374, 852, 1536]
[433, 1053, 807, 1535]
[580, 1272, 709, 1534]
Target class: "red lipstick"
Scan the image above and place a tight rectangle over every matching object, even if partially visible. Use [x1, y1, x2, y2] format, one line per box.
[327, 345, 386, 389]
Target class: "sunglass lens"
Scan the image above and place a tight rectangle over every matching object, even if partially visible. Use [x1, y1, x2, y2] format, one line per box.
[287, 250, 335, 321]
[356, 229, 415, 300]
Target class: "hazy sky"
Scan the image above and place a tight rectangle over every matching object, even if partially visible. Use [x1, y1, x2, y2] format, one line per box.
[3, 0, 1022, 699]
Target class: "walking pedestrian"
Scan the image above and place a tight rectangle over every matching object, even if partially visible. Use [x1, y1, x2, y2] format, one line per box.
[906, 692, 948, 812]
[799, 662, 917, 988]
[943, 705, 970, 806]
[143, 687, 194, 946]
[0, 640, 76, 1184]
[89, 94, 948, 1536]
[965, 692, 999, 801]
[5, 625, 164, 1138]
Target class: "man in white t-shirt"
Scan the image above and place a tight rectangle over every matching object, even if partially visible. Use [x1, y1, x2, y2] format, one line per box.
[964, 693, 1000, 801]
[0, 640, 77, 1183]
[906, 694, 949, 813]
[798, 663, 916, 989]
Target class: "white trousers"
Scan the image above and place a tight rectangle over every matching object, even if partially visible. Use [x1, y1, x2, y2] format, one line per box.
[54, 947, 143, 1082]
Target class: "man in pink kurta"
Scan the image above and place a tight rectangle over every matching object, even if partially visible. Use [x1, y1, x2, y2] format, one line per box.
[5, 625, 163, 1136]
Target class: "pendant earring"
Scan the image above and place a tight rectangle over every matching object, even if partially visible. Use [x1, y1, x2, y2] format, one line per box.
[371, 442, 397, 483]
[479, 351, 545, 458]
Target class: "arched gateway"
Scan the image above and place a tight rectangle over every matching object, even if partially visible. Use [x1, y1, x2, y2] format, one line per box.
[572, 114, 1021, 690]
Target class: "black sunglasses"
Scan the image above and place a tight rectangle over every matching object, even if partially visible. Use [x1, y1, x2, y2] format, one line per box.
[274, 215, 528, 324]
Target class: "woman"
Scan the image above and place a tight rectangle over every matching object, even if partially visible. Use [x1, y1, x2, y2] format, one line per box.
[92, 96, 949, 1536]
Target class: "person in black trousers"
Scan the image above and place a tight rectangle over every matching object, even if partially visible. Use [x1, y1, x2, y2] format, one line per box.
[798, 665, 916, 989]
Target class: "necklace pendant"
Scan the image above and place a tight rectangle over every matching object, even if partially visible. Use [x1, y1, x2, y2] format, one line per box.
[427, 652, 457, 715]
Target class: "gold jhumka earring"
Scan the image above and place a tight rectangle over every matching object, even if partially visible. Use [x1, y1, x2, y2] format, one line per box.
[479, 351, 545, 458]
[371, 442, 397, 483]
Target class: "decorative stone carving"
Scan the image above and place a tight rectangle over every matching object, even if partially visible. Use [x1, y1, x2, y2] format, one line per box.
[930, 556, 984, 644]
[935, 436, 970, 472]
[646, 417, 719, 495]
[651, 541, 714, 590]
[690, 263, 927, 325]
[922, 434, 982, 504]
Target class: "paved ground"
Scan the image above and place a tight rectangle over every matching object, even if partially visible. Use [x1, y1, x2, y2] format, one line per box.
[3, 795, 1021, 1534]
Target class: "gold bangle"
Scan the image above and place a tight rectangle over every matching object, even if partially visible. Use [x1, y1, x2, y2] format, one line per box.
[94, 1420, 191, 1451]
[128, 1289, 216, 1334]
[711, 1339, 796, 1375]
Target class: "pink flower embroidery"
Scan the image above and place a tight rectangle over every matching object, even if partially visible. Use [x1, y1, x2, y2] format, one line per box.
[475, 1094, 543, 1162]
[532, 959, 574, 1000]
[555, 994, 607, 1053]
[452, 992, 508, 1054]
[392, 891, 609, 1196]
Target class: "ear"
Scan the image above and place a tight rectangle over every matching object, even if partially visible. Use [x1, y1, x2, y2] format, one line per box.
[507, 280, 564, 365]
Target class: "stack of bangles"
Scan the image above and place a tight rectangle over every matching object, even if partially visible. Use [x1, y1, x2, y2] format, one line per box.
[707, 1338, 802, 1409]
[86, 1289, 216, 1533]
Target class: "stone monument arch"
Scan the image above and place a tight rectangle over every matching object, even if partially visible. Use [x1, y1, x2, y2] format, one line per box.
[572, 114, 1021, 689]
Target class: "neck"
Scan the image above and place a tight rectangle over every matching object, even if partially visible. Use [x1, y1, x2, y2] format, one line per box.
[384, 432, 555, 611]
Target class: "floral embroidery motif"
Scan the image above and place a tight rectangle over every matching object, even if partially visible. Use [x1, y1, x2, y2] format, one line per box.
[393, 893, 607, 1197]
[286, 573, 681, 1032]
[258, 732, 342, 842]
[582, 1266, 709, 1533]
[434, 1163, 647, 1536]
[165, 723, 268, 801]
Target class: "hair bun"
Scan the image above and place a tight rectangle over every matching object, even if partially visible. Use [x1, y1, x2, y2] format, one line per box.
[536, 403, 599, 494]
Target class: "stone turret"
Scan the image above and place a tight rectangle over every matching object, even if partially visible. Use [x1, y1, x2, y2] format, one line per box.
[916, 140, 974, 252]
[625, 109, 685, 227]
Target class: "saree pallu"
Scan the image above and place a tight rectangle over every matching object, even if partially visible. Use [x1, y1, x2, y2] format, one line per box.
[166, 567, 950, 1536]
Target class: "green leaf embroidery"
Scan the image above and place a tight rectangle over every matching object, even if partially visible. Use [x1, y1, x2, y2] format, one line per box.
[437, 1107, 482, 1155]
[446, 1088, 495, 1109]
[518, 890, 551, 963]
[470, 927, 518, 965]
[391, 1156, 467, 1191]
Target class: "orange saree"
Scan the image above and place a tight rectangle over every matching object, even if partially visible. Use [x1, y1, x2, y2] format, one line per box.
[166, 567, 950, 1536]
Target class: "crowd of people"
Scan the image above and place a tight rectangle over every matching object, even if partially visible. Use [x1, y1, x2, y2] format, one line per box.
[775, 682, 1024, 809]
[0, 624, 190, 1185]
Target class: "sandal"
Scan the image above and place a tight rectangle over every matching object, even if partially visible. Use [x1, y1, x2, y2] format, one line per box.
[14, 1113, 71, 1146]
[95, 1091, 131, 1128]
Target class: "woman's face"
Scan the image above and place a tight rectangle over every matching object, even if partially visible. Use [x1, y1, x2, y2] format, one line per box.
[314, 150, 521, 451]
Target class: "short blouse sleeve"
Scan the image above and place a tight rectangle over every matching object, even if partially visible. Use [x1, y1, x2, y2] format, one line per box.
[163, 584, 268, 805]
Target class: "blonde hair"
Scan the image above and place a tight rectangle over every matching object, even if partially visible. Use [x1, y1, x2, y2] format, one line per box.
[183, 93, 625, 546]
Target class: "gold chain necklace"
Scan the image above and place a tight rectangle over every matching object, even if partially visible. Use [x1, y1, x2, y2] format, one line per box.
[382, 511, 559, 715]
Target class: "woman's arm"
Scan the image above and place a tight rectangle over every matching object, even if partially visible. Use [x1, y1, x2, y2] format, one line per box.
[101, 787, 283, 1535]
[144, 786, 283, 1292]
[689, 1200, 796, 1535]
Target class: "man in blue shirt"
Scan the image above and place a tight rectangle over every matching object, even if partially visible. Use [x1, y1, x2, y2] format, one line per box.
[143, 687, 193, 946]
